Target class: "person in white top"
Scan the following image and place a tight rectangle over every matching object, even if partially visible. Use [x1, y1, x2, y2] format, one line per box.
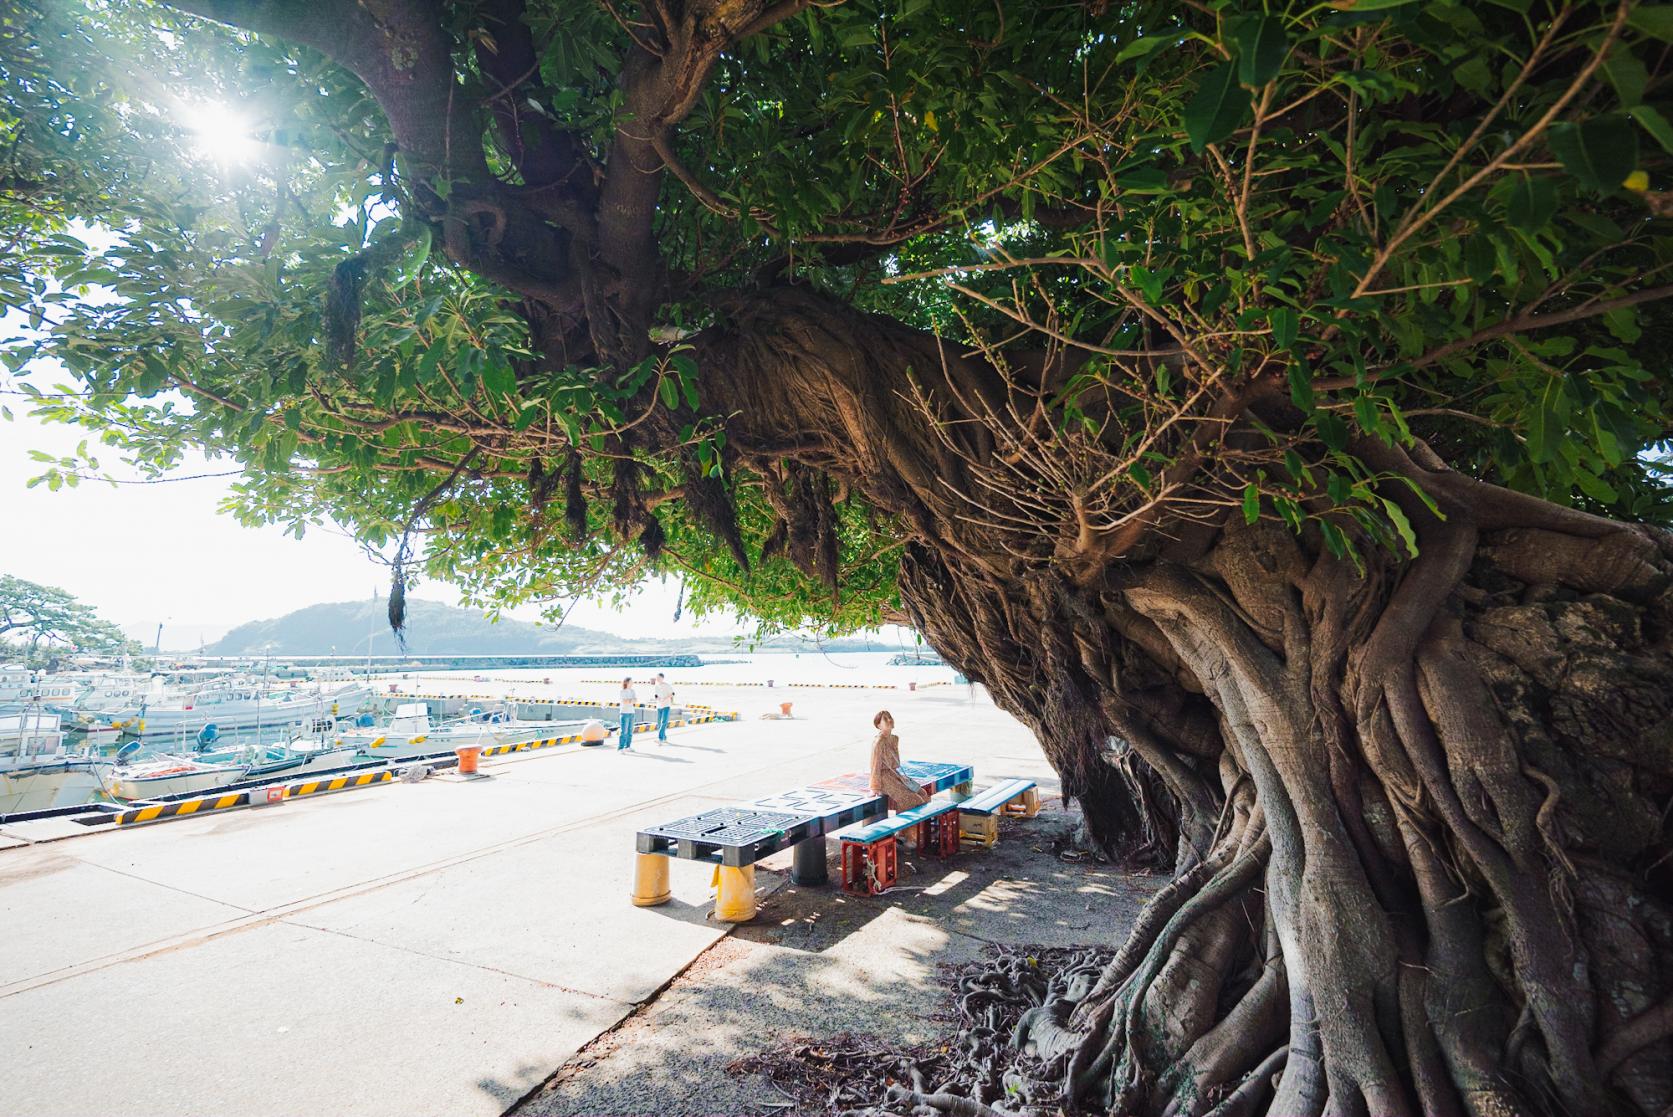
[617, 677, 638, 750]
[653, 673, 675, 743]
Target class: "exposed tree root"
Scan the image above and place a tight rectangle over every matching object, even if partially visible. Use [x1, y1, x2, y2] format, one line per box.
[698, 293, 1673, 1117]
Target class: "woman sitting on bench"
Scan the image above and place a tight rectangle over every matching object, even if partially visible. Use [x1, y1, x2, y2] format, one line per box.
[869, 710, 929, 812]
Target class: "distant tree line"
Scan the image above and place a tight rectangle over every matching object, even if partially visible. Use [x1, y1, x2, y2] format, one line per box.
[0, 574, 141, 665]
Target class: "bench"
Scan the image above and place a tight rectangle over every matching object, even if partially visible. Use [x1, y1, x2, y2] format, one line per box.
[839, 796, 962, 895]
[957, 777, 1040, 848]
[633, 785, 885, 920]
[630, 761, 975, 917]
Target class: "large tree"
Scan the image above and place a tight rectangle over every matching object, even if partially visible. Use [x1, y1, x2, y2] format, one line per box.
[5, 0, 1673, 1112]
[0, 574, 137, 657]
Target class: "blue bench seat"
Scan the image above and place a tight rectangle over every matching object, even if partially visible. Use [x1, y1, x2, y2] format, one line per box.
[958, 777, 1037, 816]
[839, 796, 961, 893]
[958, 778, 1039, 847]
[840, 795, 958, 845]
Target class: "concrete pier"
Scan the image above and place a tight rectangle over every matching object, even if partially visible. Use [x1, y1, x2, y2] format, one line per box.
[0, 679, 1048, 1117]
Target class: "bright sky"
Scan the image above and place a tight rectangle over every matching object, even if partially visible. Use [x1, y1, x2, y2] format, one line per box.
[0, 388, 750, 648]
[0, 203, 896, 652]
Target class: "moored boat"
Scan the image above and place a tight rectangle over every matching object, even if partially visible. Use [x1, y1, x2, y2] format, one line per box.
[86, 679, 375, 736]
[1, 705, 114, 815]
[108, 754, 248, 800]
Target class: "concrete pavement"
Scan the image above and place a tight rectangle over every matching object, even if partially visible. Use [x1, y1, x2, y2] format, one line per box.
[0, 676, 1048, 1116]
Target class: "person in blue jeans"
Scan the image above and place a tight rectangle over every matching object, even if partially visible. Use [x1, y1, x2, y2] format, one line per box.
[617, 676, 637, 750]
[653, 673, 674, 742]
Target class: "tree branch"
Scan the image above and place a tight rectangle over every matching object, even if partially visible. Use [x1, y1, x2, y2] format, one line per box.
[1315, 283, 1673, 389]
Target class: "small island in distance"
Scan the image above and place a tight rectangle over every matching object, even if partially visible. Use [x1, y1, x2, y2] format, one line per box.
[203, 598, 897, 658]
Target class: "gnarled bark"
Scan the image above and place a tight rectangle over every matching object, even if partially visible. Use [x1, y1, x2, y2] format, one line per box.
[691, 289, 1673, 1117]
[145, 5, 1673, 1110]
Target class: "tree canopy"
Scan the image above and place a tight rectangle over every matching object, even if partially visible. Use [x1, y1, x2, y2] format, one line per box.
[0, 573, 137, 659]
[7, 2, 1673, 1115]
[5, 0, 1671, 631]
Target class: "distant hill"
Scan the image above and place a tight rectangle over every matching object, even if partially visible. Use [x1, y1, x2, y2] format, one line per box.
[203, 598, 892, 656]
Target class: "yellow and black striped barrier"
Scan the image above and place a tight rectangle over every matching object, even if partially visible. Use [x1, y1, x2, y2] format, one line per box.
[284, 769, 395, 799]
[114, 769, 397, 826]
[108, 713, 739, 829]
[114, 790, 249, 826]
[481, 731, 587, 757]
[391, 693, 735, 720]
[477, 713, 732, 759]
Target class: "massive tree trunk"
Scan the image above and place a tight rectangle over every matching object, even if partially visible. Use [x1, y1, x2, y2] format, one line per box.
[699, 288, 1673, 1117]
[75, 1, 1673, 1112]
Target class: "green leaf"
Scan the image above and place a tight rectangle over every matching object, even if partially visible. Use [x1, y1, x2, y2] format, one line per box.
[1353, 394, 1386, 441]
[1130, 265, 1164, 304]
[1330, 0, 1418, 8]
[1504, 176, 1557, 230]
[1234, 17, 1289, 87]
[1115, 166, 1169, 193]
[513, 401, 544, 431]
[1629, 105, 1673, 154]
[1628, 6, 1673, 40]
[1183, 63, 1250, 152]
[1573, 467, 1619, 504]
[1603, 306, 1642, 343]
[1548, 115, 1638, 191]
[658, 374, 678, 409]
[1288, 362, 1314, 411]
[1315, 412, 1348, 451]
[395, 225, 432, 283]
[1242, 483, 1261, 524]
[481, 361, 518, 401]
[672, 354, 700, 410]
[1115, 34, 1177, 64]
[1318, 518, 1347, 558]
[1603, 49, 1649, 107]
[1378, 498, 1418, 557]
[1526, 376, 1565, 463]
[1271, 307, 1298, 350]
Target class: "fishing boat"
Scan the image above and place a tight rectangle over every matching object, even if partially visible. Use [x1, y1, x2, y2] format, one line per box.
[326, 703, 591, 760]
[0, 668, 30, 704]
[86, 678, 375, 736]
[193, 739, 363, 783]
[107, 752, 248, 800]
[0, 704, 112, 816]
[54, 670, 157, 724]
[0, 669, 83, 710]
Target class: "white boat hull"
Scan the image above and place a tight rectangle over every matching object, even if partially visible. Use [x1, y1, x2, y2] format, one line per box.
[96, 686, 376, 736]
[242, 746, 362, 782]
[0, 763, 110, 815]
[110, 762, 247, 800]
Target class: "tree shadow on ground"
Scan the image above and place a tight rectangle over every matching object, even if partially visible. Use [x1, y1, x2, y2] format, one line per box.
[508, 791, 1163, 1117]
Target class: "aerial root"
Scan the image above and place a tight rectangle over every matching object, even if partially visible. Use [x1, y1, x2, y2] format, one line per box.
[1199, 1045, 1288, 1117]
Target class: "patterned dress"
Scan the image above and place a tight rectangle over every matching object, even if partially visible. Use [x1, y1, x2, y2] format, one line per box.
[869, 731, 930, 811]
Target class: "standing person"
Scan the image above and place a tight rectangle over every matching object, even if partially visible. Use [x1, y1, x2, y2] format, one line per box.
[617, 676, 637, 750]
[653, 672, 675, 743]
[868, 710, 929, 811]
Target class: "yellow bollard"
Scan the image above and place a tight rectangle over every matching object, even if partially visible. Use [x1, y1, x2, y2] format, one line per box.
[631, 853, 672, 907]
[712, 864, 757, 922]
